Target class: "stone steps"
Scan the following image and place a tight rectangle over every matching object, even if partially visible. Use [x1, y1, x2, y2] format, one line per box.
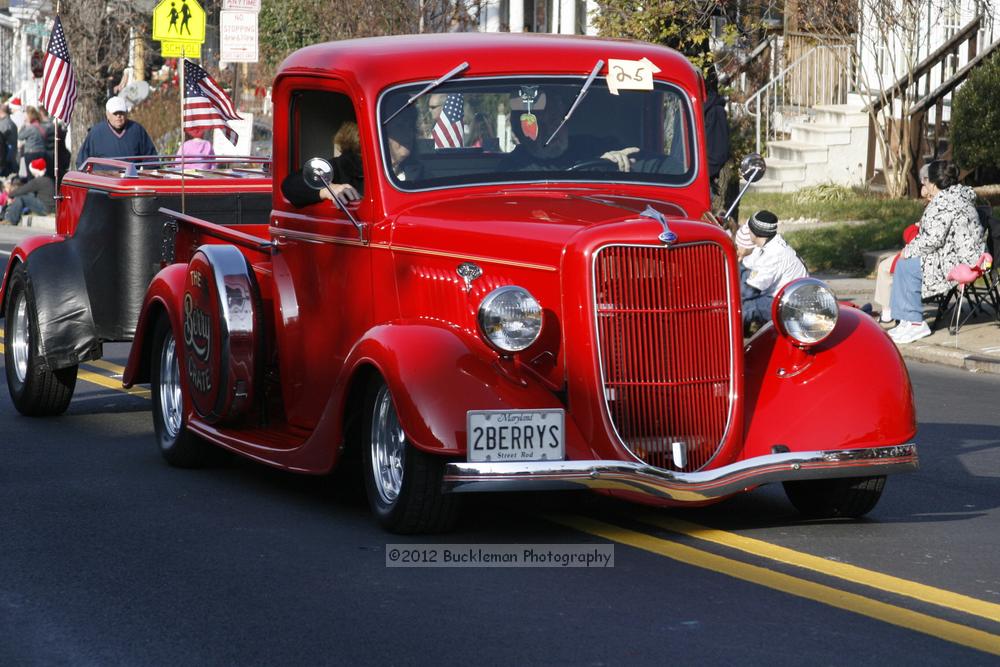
[762, 104, 869, 192]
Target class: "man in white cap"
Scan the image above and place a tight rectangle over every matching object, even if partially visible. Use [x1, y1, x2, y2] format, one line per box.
[75, 96, 157, 168]
[740, 209, 809, 328]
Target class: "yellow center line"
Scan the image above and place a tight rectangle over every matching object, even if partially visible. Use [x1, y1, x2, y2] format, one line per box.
[0, 331, 147, 399]
[550, 514, 1000, 656]
[86, 358, 128, 375]
[639, 514, 1000, 624]
[75, 369, 150, 399]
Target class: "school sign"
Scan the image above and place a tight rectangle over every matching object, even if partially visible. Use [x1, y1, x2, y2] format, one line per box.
[152, 0, 206, 59]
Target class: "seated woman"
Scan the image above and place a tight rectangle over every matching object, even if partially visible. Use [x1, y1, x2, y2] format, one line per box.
[281, 120, 363, 207]
[888, 160, 986, 344]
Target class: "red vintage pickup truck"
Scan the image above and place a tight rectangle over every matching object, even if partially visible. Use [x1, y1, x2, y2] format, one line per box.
[2, 34, 917, 533]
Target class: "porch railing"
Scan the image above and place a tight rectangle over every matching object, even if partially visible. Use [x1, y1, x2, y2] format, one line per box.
[863, 15, 986, 195]
[744, 42, 855, 154]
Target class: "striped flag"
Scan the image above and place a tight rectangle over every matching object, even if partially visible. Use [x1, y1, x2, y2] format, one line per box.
[182, 59, 241, 144]
[41, 16, 77, 123]
[432, 93, 465, 148]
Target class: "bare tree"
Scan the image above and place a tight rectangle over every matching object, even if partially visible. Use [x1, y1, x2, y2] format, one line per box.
[59, 0, 146, 157]
[420, 0, 484, 32]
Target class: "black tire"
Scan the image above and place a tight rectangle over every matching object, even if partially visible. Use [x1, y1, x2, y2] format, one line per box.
[783, 475, 887, 519]
[361, 377, 459, 534]
[4, 263, 77, 416]
[150, 314, 214, 468]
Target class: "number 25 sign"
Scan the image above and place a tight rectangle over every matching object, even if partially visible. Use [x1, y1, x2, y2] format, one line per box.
[606, 57, 662, 95]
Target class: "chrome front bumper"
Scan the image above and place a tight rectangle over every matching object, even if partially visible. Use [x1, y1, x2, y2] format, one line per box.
[443, 444, 918, 502]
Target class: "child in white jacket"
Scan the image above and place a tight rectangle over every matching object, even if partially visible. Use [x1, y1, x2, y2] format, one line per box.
[739, 210, 809, 328]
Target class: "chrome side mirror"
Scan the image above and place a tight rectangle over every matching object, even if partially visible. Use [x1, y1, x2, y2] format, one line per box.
[722, 153, 768, 223]
[304, 157, 334, 190]
[739, 153, 766, 182]
[300, 156, 365, 244]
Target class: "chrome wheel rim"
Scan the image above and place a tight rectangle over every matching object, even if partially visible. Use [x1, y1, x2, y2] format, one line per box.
[10, 290, 30, 384]
[159, 331, 183, 439]
[370, 384, 405, 505]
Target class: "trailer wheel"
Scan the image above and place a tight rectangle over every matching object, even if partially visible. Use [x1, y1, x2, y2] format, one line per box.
[783, 475, 887, 519]
[361, 377, 459, 534]
[4, 263, 77, 416]
[151, 314, 213, 467]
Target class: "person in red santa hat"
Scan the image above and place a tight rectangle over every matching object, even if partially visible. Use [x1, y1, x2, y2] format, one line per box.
[7, 96, 24, 131]
[2, 157, 53, 225]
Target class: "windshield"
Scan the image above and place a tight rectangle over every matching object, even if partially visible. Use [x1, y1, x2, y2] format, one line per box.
[378, 76, 697, 191]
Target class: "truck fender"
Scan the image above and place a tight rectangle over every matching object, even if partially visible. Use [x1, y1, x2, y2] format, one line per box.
[123, 264, 189, 387]
[2, 236, 99, 370]
[336, 322, 581, 456]
[0, 234, 68, 313]
[741, 307, 917, 459]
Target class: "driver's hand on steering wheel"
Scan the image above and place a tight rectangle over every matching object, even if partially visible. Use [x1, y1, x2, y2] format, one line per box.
[320, 183, 361, 204]
[600, 147, 640, 172]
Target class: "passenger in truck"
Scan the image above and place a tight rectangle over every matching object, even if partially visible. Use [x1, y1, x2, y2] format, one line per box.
[281, 120, 364, 207]
[384, 105, 426, 182]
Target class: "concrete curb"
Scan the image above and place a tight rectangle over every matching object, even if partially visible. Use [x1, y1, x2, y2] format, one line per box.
[896, 334, 1000, 374]
[24, 215, 56, 231]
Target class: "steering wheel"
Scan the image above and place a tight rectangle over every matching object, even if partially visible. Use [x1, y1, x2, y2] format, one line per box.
[567, 158, 617, 172]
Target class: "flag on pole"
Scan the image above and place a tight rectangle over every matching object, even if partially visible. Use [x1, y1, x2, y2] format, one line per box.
[182, 59, 241, 144]
[432, 93, 465, 148]
[41, 16, 78, 123]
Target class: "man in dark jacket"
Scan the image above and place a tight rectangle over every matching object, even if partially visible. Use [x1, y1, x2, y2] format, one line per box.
[75, 96, 156, 168]
[0, 104, 16, 176]
[704, 69, 735, 222]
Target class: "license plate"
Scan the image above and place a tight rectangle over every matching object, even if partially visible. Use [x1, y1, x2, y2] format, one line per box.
[466, 409, 565, 462]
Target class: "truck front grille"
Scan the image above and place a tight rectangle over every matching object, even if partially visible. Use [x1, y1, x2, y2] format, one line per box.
[593, 243, 733, 472]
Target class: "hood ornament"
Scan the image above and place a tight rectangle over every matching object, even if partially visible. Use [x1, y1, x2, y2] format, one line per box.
[641, 205, 676, 245]
[456, 262, 483, 292]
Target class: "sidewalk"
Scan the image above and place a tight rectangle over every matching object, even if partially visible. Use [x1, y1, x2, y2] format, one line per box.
[819, 273, 1000, 375]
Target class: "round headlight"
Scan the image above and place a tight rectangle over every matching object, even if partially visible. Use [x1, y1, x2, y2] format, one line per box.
[774, 278, 839, 346]
[478, 286, 543, 352]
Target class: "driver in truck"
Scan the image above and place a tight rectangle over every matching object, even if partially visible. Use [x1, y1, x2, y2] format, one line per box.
[500, 88, 639, 172]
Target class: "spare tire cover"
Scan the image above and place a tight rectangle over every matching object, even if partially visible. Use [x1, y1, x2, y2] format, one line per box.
[182, 245, 258, 423]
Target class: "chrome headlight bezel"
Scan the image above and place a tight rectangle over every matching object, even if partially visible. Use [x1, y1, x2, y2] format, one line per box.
[772, 278, 839, 347]
[477, 285, 543, 353]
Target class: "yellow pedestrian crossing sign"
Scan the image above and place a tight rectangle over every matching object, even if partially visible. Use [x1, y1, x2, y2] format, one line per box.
[153, 0, 206, 44]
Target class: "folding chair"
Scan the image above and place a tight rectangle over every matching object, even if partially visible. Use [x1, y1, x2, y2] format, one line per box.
[928, 208, 1000, 333]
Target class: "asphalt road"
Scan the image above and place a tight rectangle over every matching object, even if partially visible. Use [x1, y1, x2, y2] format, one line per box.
[1, 341, 999, 664]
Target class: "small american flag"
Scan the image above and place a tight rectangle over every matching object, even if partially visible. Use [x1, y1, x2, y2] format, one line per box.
[41, 16, 77, 123]
[183, 59, 241, 144]
[432, 93, 465, 148]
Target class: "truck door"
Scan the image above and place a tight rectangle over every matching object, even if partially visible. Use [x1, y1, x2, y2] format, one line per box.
[270, 85, 374, 430]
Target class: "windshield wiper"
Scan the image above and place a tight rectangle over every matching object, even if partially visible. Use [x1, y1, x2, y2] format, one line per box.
[382, 61, 470, 125]
[543, 59, 605, 147]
